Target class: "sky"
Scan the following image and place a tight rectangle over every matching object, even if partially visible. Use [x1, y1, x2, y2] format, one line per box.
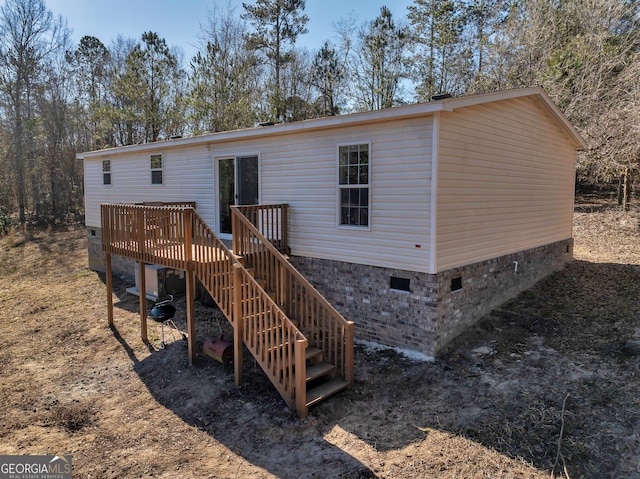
[45, 0, 415, 59]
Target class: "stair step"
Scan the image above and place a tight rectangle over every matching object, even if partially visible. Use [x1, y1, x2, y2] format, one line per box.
[305, 347, 323, 362]
[306, 378, 349, 408]
[306, 362, 335, 382]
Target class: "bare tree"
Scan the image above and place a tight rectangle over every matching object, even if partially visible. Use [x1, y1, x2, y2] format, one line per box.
[492, 0, 640, 202]
[281, 48, 315, 121]
[0, 0, 68, 226]
[39, 37, 81, 220]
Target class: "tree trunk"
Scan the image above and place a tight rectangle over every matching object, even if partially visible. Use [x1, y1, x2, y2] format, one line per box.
[618, 174, 624, 206]
[15, 113, 26, 226]
[622, 167, 632, 212]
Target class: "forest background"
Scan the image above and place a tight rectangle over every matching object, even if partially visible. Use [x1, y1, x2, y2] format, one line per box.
[0, 0, 638, 230]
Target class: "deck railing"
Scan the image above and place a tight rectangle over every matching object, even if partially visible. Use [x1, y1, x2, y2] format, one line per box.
[231, 205, 355, 387]
[101, 203, 191, 270]
[233, 204, 289, 254]
[101, 203, 307, 412]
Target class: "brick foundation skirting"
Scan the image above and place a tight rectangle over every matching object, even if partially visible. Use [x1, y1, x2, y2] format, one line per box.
[291, 239, 572, 357]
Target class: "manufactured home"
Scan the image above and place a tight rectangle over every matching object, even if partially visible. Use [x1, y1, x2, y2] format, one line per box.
[80, 87, 585, 415]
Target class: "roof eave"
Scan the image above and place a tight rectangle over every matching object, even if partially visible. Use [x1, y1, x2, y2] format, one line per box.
[76, 87, 587, 159]
[76, 102, 448, 159]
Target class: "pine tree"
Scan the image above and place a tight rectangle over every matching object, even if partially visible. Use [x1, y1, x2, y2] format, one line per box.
[112, 32, 182, 143]
[311, 42, 344, 116]
[408, 0, 464, 99]
[189, 5, 261, 133]
[68, 35, 112, 149]
[242, 0, 309, 122]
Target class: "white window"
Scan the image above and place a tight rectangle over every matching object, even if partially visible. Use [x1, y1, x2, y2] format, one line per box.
[150, 154, 163, 185]
[102, 160, 111, 185]
[338, 144, 369, 227]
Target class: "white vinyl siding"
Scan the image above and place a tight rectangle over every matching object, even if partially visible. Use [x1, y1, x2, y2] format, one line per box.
[435, 97, 576, 271]
[84, 145, 216, 228]
[260, 118, 433, 273]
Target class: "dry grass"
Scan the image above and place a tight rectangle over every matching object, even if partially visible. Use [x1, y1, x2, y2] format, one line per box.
[0, 199, 639, 478]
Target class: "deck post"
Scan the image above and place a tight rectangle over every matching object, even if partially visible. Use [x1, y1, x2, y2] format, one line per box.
[185, 268, 196, 365]
[136, 207, 145, 260]
[183, 208, 197, 365]
[345, 322, 355, 386]
[233, 263, 243, 386]
[183, 208, 193, 263]
[281, 204, 289, 253]
[231, 209, 239, 255]
[295, 337, 308, 417]
[105, 253, 114, 327]
[138, 260, 148, 342]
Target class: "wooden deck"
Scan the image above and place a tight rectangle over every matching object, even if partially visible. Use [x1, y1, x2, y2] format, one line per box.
[101, 202, 354, 417]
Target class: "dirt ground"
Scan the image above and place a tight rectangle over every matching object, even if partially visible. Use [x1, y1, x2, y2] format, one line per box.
[1, 197, 639, 478]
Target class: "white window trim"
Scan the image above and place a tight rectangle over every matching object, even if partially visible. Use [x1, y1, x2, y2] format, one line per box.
[102, 159, 112, 186]
[336, 141, 371, 231]
[150, 153, 163, 186]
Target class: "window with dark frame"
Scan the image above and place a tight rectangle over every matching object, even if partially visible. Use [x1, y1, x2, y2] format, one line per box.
[102, 160, 111, 185]
[338, 144, 369, 227]
[151, 154, 163, 185]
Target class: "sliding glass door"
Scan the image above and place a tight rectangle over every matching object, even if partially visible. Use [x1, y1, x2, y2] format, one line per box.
[218, 156, 259, 235]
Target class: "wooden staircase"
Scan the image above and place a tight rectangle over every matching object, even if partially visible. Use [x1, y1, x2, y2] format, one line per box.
[100, 202, 354, 417]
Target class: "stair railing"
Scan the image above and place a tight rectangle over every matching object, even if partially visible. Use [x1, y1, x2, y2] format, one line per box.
[231, 205, 355, 387]
[232, 204, 289, 254]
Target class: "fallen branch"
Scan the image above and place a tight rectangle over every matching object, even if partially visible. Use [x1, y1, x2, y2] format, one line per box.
[551, 392, 571, 479]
